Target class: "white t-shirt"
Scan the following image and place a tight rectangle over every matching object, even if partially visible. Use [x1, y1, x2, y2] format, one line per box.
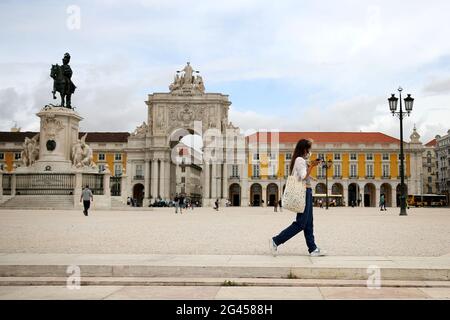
[292, 157, 312, 187]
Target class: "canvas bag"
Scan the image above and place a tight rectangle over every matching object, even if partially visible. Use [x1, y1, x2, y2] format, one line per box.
[282, 168, 307, 213]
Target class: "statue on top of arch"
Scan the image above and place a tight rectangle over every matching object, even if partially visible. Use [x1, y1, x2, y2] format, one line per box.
[169, 62, 205, 94]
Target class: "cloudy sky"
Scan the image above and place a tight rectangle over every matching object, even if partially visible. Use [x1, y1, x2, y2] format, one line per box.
[1, 0, 450, 143]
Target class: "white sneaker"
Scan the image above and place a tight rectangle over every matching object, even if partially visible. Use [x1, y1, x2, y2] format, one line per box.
[310, 248, 326, 257]
[269, 238, 278, 257]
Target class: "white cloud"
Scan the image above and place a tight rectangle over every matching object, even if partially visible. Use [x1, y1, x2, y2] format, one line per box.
[1, 0, 450, 141]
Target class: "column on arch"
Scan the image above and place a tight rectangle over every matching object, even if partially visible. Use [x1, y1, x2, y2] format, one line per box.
[159, 159, 166, 200]
[222, 163, 228, 201]
[151, 159, 158, 199]
[343, 181, 348, 206]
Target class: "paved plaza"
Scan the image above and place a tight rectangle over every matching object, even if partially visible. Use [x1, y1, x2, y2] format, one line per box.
[0, 207, 449, 257]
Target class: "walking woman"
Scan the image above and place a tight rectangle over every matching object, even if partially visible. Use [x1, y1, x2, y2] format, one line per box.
[270, 139, 326, 257]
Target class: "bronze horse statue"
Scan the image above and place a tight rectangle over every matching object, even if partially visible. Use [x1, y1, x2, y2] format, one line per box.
[50, 53, 76, 108]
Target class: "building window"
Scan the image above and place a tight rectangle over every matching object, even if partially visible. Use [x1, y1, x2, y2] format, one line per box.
[382, 153, 389, 161]
[232, 164, 239, 177]
[269, 163, 277, 176]
[366, 164, 374, 177]
[181, 166, 186, 172]
[115, 153, 122, 161]
[0, 153, 4, 160]
[428, 186, 433, 193]
[350, 164, 357, 177]
[334, 153, 341, 161]
[366, 153, 373, 161]
[427, 158, 431, 164]
[135, 164, 143, 177]
[350, 153, 357, 160]
[269, 153, 277, 161]
[98, 153, 105, 161]
[98, 164, 105, 172]
[382, 164, 390, 177]
[15, 152, 21, 160]
[285, 163, 290, 176]
[253, 164, 260, 177]
[427, 151, 431, 156]
[114, 164, 122, 176]
[181, 177, 185, 183]
[428, 167, 432, 173]
[285, 153, 292, 160]
[333, 164, 341, 177]
[317, 165, 325, 178]
[318, 153, 325, 160]
[428, 176, 432, 183]
[253, 153, 259, 162]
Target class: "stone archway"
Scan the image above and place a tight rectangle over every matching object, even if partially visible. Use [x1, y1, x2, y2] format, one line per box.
[250, 183, 262, 206]
[381, 183, 393, 207]
[331, 183, 344, 206]
[348, 183, 360, 207]
[364, 183, 376, 207]
[133, 183, 145, 207]
[126, 62, 235, 207]
[396, 183, 408, 207]
[266, 183, 279, 206]
[315, 183, 326, 195]
[229, 183, 241, 206]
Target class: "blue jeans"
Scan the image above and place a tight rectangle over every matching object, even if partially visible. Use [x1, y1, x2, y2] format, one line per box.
[272, 188, 317, 253]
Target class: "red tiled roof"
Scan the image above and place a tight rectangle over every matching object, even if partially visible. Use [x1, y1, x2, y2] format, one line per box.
[246, 132, 400, 144]
[0, 131, 129, 143]
[425, 138, 437, 147]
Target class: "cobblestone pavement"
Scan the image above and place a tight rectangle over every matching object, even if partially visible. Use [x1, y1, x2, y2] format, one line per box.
[0, 207, 449, 256]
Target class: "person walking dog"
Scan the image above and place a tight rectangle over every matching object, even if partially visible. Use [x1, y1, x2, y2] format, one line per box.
[80, 185, 93, 216]
[270, 139, 326, 257]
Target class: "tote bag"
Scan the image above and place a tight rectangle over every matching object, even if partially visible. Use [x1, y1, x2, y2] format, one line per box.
[282, 174, 306, 213]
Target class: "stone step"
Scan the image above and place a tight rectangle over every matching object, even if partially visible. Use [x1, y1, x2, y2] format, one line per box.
[0, 254, 448, 281]
[1, 276, 449, 288]
[0, 195, 74, 209]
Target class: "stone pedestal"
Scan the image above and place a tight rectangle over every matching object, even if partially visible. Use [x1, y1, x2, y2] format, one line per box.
[35, 105, 83, 172]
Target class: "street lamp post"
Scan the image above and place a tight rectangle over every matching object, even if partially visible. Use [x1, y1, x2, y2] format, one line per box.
[388, 87, 414, 216]
[322, 159, 333, 210]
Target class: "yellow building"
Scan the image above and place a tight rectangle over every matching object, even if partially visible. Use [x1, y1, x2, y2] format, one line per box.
[242, 131, 423, 207]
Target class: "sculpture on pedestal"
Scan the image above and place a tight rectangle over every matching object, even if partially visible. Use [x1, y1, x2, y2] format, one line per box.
[72, 134, 96, 168]
[50, 52, 76, 108]
[21, 134, 40, 167]
[169, 62, 205, 94]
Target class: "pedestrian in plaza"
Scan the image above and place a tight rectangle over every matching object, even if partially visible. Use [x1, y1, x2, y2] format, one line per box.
[214, 198, 219, 211]
[80, 185, 93, 216]
[274, 199, 278, 212]
[357, 197, 362, 207]
[174, 194, 180, 213]
[179, 195, 185, 213]
[278, 199, 282, 212]
[318, 199, 323, 208]
[379, 194, 387, 211]
[270, 139, 326, 257]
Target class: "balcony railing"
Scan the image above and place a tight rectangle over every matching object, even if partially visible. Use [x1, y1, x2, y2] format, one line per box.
[251, 175, 260, 179]
[317, 175, 326, 179]
[229, 175, 240, 180]
[133, 175, 144, 180]
[333, 175, 342, 179]
[382, 175, 391, 179]
[268, 175, 278, 180]
[365, 175, 375, 179]
[349, 175, 358, 179]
